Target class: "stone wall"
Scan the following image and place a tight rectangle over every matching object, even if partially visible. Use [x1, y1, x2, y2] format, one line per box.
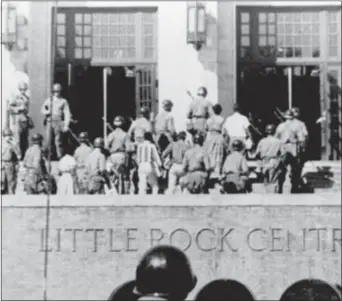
[2, 194, 341, 300]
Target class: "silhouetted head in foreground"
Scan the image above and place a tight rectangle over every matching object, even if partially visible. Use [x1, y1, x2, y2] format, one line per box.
[279, 279, 341, 301]
[134, 245, 197, 301]
[195, 279, 255, 301]
[107, 280, 138, 301]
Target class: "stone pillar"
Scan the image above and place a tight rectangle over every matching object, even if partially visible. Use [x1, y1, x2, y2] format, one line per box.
[217, 2, 237, 118]
[28, 1, 52, 137]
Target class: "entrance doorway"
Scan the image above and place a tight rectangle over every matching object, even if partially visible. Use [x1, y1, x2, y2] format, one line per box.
[238, 64, 322, 160]
[71, 66, 136, 141]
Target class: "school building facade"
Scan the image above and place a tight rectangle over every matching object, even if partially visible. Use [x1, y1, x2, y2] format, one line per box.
[28, 1, 341, 160]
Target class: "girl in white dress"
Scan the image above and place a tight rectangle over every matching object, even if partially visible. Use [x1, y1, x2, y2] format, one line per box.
[57, 146, 77, 195]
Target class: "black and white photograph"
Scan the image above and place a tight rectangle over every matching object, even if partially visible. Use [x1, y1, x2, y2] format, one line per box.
[1, 0, 341, 300]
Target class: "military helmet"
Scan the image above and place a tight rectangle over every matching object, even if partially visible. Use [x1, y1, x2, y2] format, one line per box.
[140, 107, 150, 115]
[232, 139, 244, 151]
[52, 83, 62, 92]
[2, 128, 13, 137]
[18, 81, 28, 90]
[197, 86, 208, 97]
[162, 99, 173, 108]
[292, 107, 300, 117]
[265, 124, 276, 135]
[93, 137, 104, 148]
[31, 133, 43, 143]
[284, 109, 294, 119]
[178, 131, 187, 140]
[113, 116, 124, 127]
[79, 132, 89, 142]
[193, 133, 204, 145]
[134, 245, 197, 299]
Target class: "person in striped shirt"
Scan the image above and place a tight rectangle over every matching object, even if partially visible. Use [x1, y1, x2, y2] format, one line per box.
[137, 132, 162, 195]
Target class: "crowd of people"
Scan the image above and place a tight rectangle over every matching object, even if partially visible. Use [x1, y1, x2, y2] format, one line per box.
[106, 244, 341, 301]
[1, 82, 309, 195]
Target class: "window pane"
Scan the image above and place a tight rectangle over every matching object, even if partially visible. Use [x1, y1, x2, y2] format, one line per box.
[259, 13, 267, 23]
[241, 24, 249, 35]
[241, 36, 250, 46]
[302, 35, 311, 46]
[277, 23, 285, 34]
[312, 35, 320, 46]
[294, 35, 301, 46]
[57, 36, 66, 47]
[75, 25, 82, 36]
[329, 34, 338, 46]
[57, 47, 66, 58]
[75, 37, 83, 47]
[83, 48, 91, 59]
[268, 13, 275, 23]
[312, 47, 320, 57]
[241, 12, 249, 23]
[84, 25, 91, 35]
[144, 47, 154, 58]
[84, 37, 91, 47]
[144, 35, 153, 46]
[109, 14, 118, 23]
[294, 24, 302, 34]
[329, 23, 338, 34]
[93, 25, 101, 35]
[57, 13, 65, 24]
[84, 14, 91, 24]
[259, 24, 266, 34]
[127, 24, 135, 34]
[75, 48, 82, 58]
[101, 48, 109, 58]
[293, 13, 301, 22]
[285, 24, 293, 34]
[268, 24, 275, 35]
[259, 36, 266, 46]
[285, 35, 294, 46]
[127, 36, 135, 46]
[268, 36, 276, 46]
[75, 13, 83, 24]
[127, 47, 136, 58]
[302, 47, 311, 57]
[311, 12, 319, 22]
[57, 25, 65, 35]
[329, 45, 338, 57]
[144, 24, 153, 35]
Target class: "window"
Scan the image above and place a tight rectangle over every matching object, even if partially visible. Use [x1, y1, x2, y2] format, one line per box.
[56, 13, 66, 59]
[143, 12, 156, 59]
[257, 12, 277, 58]
[276, 11, 320, 58]
[74, 13, 92, 59]
[92, 12, 136, 61]
[328, 10, 341, 58]
[239, 12, 251, 59]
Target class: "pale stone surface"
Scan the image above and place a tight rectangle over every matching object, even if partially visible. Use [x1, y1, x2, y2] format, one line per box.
[2, 194, 341, 300]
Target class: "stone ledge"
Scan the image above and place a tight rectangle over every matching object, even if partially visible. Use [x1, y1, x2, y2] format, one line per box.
[1, 193, 341, 207]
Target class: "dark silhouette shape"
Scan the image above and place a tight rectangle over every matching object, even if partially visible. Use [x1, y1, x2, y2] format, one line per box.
[107, 280, 138, 301]
[195, 279, 255, 301]
[280, 279, 341, 301]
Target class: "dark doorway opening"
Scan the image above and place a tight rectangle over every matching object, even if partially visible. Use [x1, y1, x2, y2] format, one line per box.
[71, 66, 136, 142]
[238, 64, 321, 160]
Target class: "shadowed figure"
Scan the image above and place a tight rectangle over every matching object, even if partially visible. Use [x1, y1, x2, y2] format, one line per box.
[195, 279, 255, 301]
[107, 280, 138, 301]
[279, 279, 341, 301]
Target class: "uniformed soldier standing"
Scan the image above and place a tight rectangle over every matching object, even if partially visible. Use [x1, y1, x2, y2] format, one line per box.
[187, 86, 214, 135]
[133, 245, 197, 301]
[181, 133, 211, 194]
[154, 99, 176, 153]
[162, 131, 190, 194]
[8, 81, 33, 159]
[221, 139, 249, 194]
[41, 83, 71, 159]
[86, 137, 110, 194]
[275, 109, 306, 193]
[23, 133, 49, 194]
[106, 116, 130, 194]
[256, 124, 286, 193]
[1, 128, 19, 194]
[74, 132, 92, 194]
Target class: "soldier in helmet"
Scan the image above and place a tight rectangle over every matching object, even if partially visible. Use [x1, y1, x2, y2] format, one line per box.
[133, 245, 197, 301]
[41, 83, 71, 159]
[221, 139, 249, 194]
[23, 133, 49, 194]
[86, 137, 110, 194]
[74, 132, 92, 194]
[181, 133, 211, 194]
[8, 81, 33, 159]
[187, 86, 214, 135]
[275, 109, 306, 193]
[128, 107, 153, 145]
[154, 99, 176, 153]
[1, 128, 19, 194]
[106, 116, 130, 194]
[256, 124, 286, 193]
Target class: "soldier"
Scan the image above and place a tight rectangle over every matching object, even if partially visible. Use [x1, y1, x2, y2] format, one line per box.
[134, 245, 197, 301]
[136, 132, 162, 195]
[256, 124, 286, 193]
[223, 103, 252, 152]
[181, 133, 211, 194]
[57, 145, 77, 195]
[128, 107, 153, 145]
[292, 107, 309, 141]
[86, 137, 110, 194]
[187, 86, 214, 135]
[154, 99, 176, 153]
[23, 133, 49, 194]
[74, 132, 92, 194]
[204, 104, 228, 188]
[162, 131, 190, 194]
[1, 128, 19, 194]
[41, 83, 71, 160]
[185, 119, 195, 148]
[106, 116, 130, 194]
[8, 81, 33, 159]
[275, 109, 306, 193]
[221, 139, 249, 194]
